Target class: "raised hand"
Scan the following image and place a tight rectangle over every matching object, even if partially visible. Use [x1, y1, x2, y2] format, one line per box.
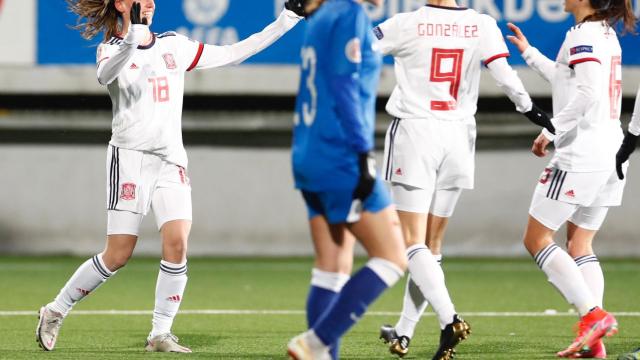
[285, 0, 307, 18]
[506, 23, 530, 54]
[130, 2, 148, 25]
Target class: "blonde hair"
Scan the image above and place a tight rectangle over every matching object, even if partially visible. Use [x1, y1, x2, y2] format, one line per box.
[66, 0, 123, 40]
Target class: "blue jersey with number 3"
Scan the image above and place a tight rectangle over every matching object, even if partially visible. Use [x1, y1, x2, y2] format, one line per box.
[291, 0, 382, 192]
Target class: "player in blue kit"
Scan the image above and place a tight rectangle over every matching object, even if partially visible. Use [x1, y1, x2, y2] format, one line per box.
[286, 0, 407, 359]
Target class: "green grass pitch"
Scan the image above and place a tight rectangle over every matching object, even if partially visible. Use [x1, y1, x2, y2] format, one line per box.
[0, 256, 638, 359]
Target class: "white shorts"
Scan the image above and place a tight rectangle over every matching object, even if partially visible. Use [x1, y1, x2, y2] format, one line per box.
[391, 183, 462, 217]
[106, 146, 192, 235]
[383, 118, 476, 190]
[529, 166, 626, 231]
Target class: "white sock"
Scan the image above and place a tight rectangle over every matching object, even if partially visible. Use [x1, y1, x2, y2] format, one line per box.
[150, 260, 187, 338]
[406, 244, 456, 329]
[310, 268, 350, 292]
[395, 276, 428, 338]
[47, 254, 114, 316]
[534, 244, 596, 316]
[575, 255, 604, 308]
[396, 255, 443, 337]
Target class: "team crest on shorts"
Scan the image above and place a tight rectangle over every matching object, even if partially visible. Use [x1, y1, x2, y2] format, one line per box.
[120, 183, 136, 201]
[163, 53, 177, 69]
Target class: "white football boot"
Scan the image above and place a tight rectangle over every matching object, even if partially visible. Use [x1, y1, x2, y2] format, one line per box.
[36, 306, 64, 351]
[287, 330, 331, 360]
[145, 333, 192, 353]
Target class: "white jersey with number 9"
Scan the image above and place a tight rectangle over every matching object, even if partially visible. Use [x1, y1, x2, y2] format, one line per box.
[374, 5, 509, 121]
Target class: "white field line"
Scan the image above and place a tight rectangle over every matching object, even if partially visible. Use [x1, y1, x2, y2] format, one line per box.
[2, 309, 640, 317]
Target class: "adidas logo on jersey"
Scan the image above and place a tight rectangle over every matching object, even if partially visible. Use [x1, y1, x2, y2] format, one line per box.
[565, 190, 576, 198]
[130, 63, 139, 70]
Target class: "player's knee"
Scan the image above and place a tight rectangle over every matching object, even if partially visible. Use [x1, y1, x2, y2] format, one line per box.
[103, 252, 132, 271]
[164, 238, 188, 259]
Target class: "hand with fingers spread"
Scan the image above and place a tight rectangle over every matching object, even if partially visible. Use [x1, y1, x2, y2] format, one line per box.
[130, 1, 148, 25]
[532, 132, 551, 158]
[124, 1, 149, 46]
[506, 22, 530, 54]
[616, 132, 638, 180]
[285, 0, 307, 18]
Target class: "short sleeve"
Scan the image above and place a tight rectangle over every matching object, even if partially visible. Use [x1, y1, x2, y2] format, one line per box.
[480, 15, 509, 66]
[329, 7, 367, 76]
[565, 27, 601, 67]
[373, 14, 401, 55]
[174, 33, 204, 72]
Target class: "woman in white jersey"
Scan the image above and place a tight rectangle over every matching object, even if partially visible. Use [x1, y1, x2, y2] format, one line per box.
[508, 0, 635, 357]
[373, 1, 554, 358]
[35, 0, 305, 353]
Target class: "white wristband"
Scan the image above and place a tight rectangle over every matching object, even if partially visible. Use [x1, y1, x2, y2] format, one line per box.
[124, 24, 150, 45]
[541, 128, 555, 142]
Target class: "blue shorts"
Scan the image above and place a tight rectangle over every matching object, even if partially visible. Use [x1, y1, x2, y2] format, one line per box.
[301, 178, 391, 224]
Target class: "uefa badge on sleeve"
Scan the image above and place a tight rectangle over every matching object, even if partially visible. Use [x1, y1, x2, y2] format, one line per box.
[120, 183, 137, 201]
[163, 53, 177, 70]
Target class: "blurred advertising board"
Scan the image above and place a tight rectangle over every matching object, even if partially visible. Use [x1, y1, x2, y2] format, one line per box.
[0, 0, 35, 65]
[38, 0, 640, 65]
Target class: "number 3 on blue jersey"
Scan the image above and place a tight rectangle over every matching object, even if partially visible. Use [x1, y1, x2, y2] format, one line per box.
[294, 46, 318, 127]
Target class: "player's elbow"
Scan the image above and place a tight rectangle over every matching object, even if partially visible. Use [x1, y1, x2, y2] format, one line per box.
[97, 73, 113, 86]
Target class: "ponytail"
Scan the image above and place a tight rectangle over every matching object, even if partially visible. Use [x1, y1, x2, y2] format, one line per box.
[589, 0, 637, 34]
[66, 0, 123, 40]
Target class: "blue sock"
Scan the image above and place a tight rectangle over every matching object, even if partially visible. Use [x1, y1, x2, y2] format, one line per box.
[306, 286, 340, 359]
[312, 266, 389, 348]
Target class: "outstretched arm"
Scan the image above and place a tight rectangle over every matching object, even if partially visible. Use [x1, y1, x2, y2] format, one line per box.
[507, 23, 555, 83]
[193, 9, 302, 70]
[487, 57, 555, 133]
[486, 57, 532, 113]
[96, 3, 149, 85]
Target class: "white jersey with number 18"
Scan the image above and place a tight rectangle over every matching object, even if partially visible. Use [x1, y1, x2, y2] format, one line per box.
[97, 32, 202, 168]
[374, 5, 509, 121]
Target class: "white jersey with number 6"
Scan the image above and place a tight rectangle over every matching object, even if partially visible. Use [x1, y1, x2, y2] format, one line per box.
[524, 21, 623, 172]
[374, 5, 509, 121]
[551, 21, 622, 172]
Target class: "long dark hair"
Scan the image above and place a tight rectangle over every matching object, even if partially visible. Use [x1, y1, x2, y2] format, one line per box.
[588, 0, 637, 33]
[66, 0, 123, 40]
